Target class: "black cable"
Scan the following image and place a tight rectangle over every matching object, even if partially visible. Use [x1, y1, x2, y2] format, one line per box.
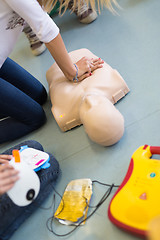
[49, 183, 65, 217]
[46, 181, 118, 237]
[92, 180, 120, 188]
[37, 192, 56, 210]
[31, 183, 62, 210]
[46, 217, 80, 237]
[86, 180, 119, 208]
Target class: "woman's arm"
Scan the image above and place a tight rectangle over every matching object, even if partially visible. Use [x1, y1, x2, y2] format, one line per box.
[45, 33, 92, 81]
[46, 33, 104, 81]
[5, 0, 104, 81]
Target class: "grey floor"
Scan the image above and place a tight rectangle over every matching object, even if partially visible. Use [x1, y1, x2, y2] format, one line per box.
[1, 0, 160, 239]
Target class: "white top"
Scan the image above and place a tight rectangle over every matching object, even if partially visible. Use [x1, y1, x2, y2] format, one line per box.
[0, 0, 60, 67]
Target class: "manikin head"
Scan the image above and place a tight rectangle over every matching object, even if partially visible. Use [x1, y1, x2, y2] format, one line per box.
[79, 93, 124, 146]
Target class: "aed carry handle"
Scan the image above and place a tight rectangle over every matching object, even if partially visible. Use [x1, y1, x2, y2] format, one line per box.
[150, 146, 160, 155]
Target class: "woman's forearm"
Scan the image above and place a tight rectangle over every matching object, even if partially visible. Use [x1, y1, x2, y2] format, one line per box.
[45, 33, 77, 80]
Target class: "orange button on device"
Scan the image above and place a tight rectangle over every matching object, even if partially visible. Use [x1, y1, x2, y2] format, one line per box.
[12, 150, 21, 163]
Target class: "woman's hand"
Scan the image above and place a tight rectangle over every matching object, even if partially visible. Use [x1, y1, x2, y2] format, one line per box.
[0, 155, 19, 195]
[0, 154, 12, 164]
[75, 57, 104, 82]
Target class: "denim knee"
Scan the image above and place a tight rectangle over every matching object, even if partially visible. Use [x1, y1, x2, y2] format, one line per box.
[37, 87, 48, 105]
[30, 107, 47, 129]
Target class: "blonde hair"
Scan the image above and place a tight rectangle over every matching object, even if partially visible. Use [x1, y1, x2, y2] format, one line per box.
[37, 0, 119, 15]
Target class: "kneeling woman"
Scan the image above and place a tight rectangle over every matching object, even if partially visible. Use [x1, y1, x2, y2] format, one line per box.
[0, 0, 105, 144]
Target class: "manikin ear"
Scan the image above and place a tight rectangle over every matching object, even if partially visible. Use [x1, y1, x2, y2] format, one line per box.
[79, 96, 124, 146]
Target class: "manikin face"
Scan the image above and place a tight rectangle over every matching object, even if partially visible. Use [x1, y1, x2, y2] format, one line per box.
[79, 94, 124, 146]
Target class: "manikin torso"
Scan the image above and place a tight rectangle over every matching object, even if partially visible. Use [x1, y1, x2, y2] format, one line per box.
[46, 48, 129, 133]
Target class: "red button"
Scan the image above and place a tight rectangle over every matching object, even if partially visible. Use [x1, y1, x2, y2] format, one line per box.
[139, 193, 147, 200]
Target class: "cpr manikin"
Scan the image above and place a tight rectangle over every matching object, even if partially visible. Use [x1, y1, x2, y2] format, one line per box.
[46, 49, 130, 146]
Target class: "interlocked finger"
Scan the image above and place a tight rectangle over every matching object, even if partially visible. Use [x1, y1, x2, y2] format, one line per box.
[89, 58, 104, 72]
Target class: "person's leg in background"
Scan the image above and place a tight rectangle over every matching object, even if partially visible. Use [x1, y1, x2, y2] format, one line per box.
[0, 58, 47, 144]
[67, 0, 97, 24]
[23, 23, 47, 56]
[0, 140, 60, 240]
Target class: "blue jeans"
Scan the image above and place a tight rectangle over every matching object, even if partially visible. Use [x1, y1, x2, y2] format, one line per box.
[0, 140, 60, 240]
[0, 58, 47, 144]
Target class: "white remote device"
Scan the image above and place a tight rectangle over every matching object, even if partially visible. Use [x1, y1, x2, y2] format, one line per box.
[7, 150, 40, 206]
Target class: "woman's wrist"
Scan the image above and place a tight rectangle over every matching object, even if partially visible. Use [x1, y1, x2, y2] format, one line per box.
[72, 64, 79, 82]
[65, 63, 79, 81]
